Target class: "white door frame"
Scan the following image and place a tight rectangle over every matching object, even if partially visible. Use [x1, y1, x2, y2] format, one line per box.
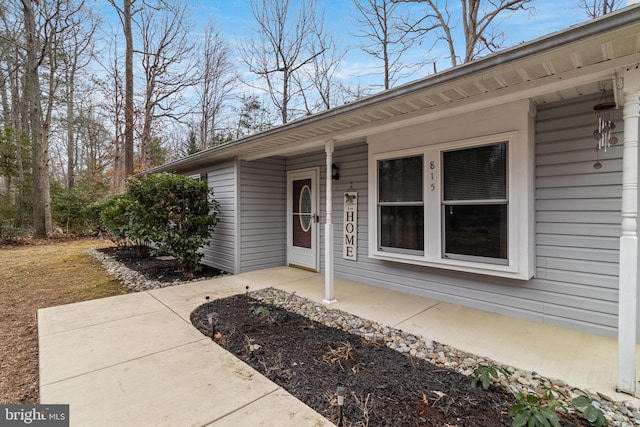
[287, 168, 320, 271]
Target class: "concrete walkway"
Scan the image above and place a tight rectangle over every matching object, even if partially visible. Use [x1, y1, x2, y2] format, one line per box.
[39, 267, 640, 426]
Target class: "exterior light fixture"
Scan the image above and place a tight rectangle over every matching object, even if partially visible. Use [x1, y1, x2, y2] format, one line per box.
[332, 163, 340, 181]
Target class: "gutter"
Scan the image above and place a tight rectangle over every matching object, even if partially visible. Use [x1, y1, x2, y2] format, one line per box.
[140, 3, 640, 176]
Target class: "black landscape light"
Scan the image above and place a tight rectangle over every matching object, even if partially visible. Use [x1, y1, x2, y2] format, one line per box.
[337, 386, 346, 427]
[245, 285, 249, 296]
[204, 295, 217, 339]
[206, 311, 219, 340]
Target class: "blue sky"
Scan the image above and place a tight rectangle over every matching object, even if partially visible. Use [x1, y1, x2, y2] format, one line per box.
[187, 0, 590, 89]
[89, 0, 596, 131]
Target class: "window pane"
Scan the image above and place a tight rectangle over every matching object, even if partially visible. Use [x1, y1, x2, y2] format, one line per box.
[379, 156, 423, 202]
[443, 143, 506, 201]
[444, 204, 507, 259]
[380, 206, 424, 251]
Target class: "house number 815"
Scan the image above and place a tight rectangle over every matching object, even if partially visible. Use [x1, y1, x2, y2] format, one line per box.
[429, 161, 435, 191]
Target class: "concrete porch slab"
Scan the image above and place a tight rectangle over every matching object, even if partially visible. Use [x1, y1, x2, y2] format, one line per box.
[240, 266, 318, 287]
[395, 301, 640, 402]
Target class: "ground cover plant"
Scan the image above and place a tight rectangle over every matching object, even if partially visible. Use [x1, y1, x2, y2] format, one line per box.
[191, 294, 591, 426]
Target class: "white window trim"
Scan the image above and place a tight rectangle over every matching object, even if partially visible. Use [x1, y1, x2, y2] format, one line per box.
[368, 131, 533, 280]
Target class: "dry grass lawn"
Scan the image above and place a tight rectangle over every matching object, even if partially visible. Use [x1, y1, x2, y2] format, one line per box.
[0, 239, 129, 404]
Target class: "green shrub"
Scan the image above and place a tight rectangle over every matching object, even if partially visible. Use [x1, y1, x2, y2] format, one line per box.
[101, 194, 136, 246]
[51, 175, 111, 235]
[0, 192, 31, 241]
[123, 173, 220, 276]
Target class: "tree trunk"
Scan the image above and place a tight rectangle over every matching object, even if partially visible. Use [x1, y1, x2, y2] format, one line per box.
[22, 0, 52, 237]
[12, 67, 25, 200]
[66, 65, 76, 188]
[124, 0, 134, 177]
[22, 1, 49, 234]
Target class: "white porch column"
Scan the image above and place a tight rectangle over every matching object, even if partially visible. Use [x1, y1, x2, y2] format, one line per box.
[618, 67, 640, 395]
[323, 140, 337, 304]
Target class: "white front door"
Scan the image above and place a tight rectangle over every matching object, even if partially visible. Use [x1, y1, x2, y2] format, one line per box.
[287, 169, 319, 271]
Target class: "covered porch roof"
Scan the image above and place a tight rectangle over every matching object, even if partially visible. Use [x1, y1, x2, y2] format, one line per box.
[145, 3, 640, 174]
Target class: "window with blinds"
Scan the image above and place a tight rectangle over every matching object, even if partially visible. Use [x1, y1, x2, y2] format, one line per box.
[377, 156, 424, 252]
[442, 142, 508, 262]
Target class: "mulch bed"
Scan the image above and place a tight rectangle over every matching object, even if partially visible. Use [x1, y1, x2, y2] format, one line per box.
[191, 295, 589, 426]
[98, 246, 223, 282]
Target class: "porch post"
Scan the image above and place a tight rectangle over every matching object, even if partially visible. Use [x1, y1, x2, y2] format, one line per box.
[618, 68, 640, 395]
[323, 140, 337, 304]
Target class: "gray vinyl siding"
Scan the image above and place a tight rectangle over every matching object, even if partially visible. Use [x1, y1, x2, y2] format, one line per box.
[238, 158, 287, 272]
[200, 162, 237, 273]
[283, 94, 622, 339]
[533, 92, 622, 336]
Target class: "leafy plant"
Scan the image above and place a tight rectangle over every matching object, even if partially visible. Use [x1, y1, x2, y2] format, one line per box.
[100, 194, 137, 246]
[471, 363, 510, 389]
[250, 306, 271, 317]
[100, 173, 220, 274]
[509, 391, 563, 427]
[572, 390, 607, 427]
[125, 173, 220, 276]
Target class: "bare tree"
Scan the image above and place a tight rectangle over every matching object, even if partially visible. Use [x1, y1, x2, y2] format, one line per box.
[352, 0, 423, 90]
[92, 32, 126, 191]
[0, 1, 28, 203]
[59, 2, 98, 188]
[578, 0, 620, 18]
[241, 0, 325, 124]
[196, 21, 236, 150]
[294, 11, 347, 113]
[395, 0, 534, 67]
[137, 0, 196, 170]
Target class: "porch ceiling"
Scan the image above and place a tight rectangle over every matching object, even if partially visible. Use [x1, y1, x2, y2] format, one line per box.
[144, 5, 640, 174]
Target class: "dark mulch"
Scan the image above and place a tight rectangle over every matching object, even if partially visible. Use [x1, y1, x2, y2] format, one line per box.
[191, 295, 589, 427]
[98, 246, 224, 283]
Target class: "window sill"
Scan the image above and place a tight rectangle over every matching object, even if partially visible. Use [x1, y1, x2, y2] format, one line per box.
[370, 250, 533, 280]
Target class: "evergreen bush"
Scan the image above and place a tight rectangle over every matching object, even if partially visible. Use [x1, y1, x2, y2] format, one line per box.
[102, 173, 220, 276]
